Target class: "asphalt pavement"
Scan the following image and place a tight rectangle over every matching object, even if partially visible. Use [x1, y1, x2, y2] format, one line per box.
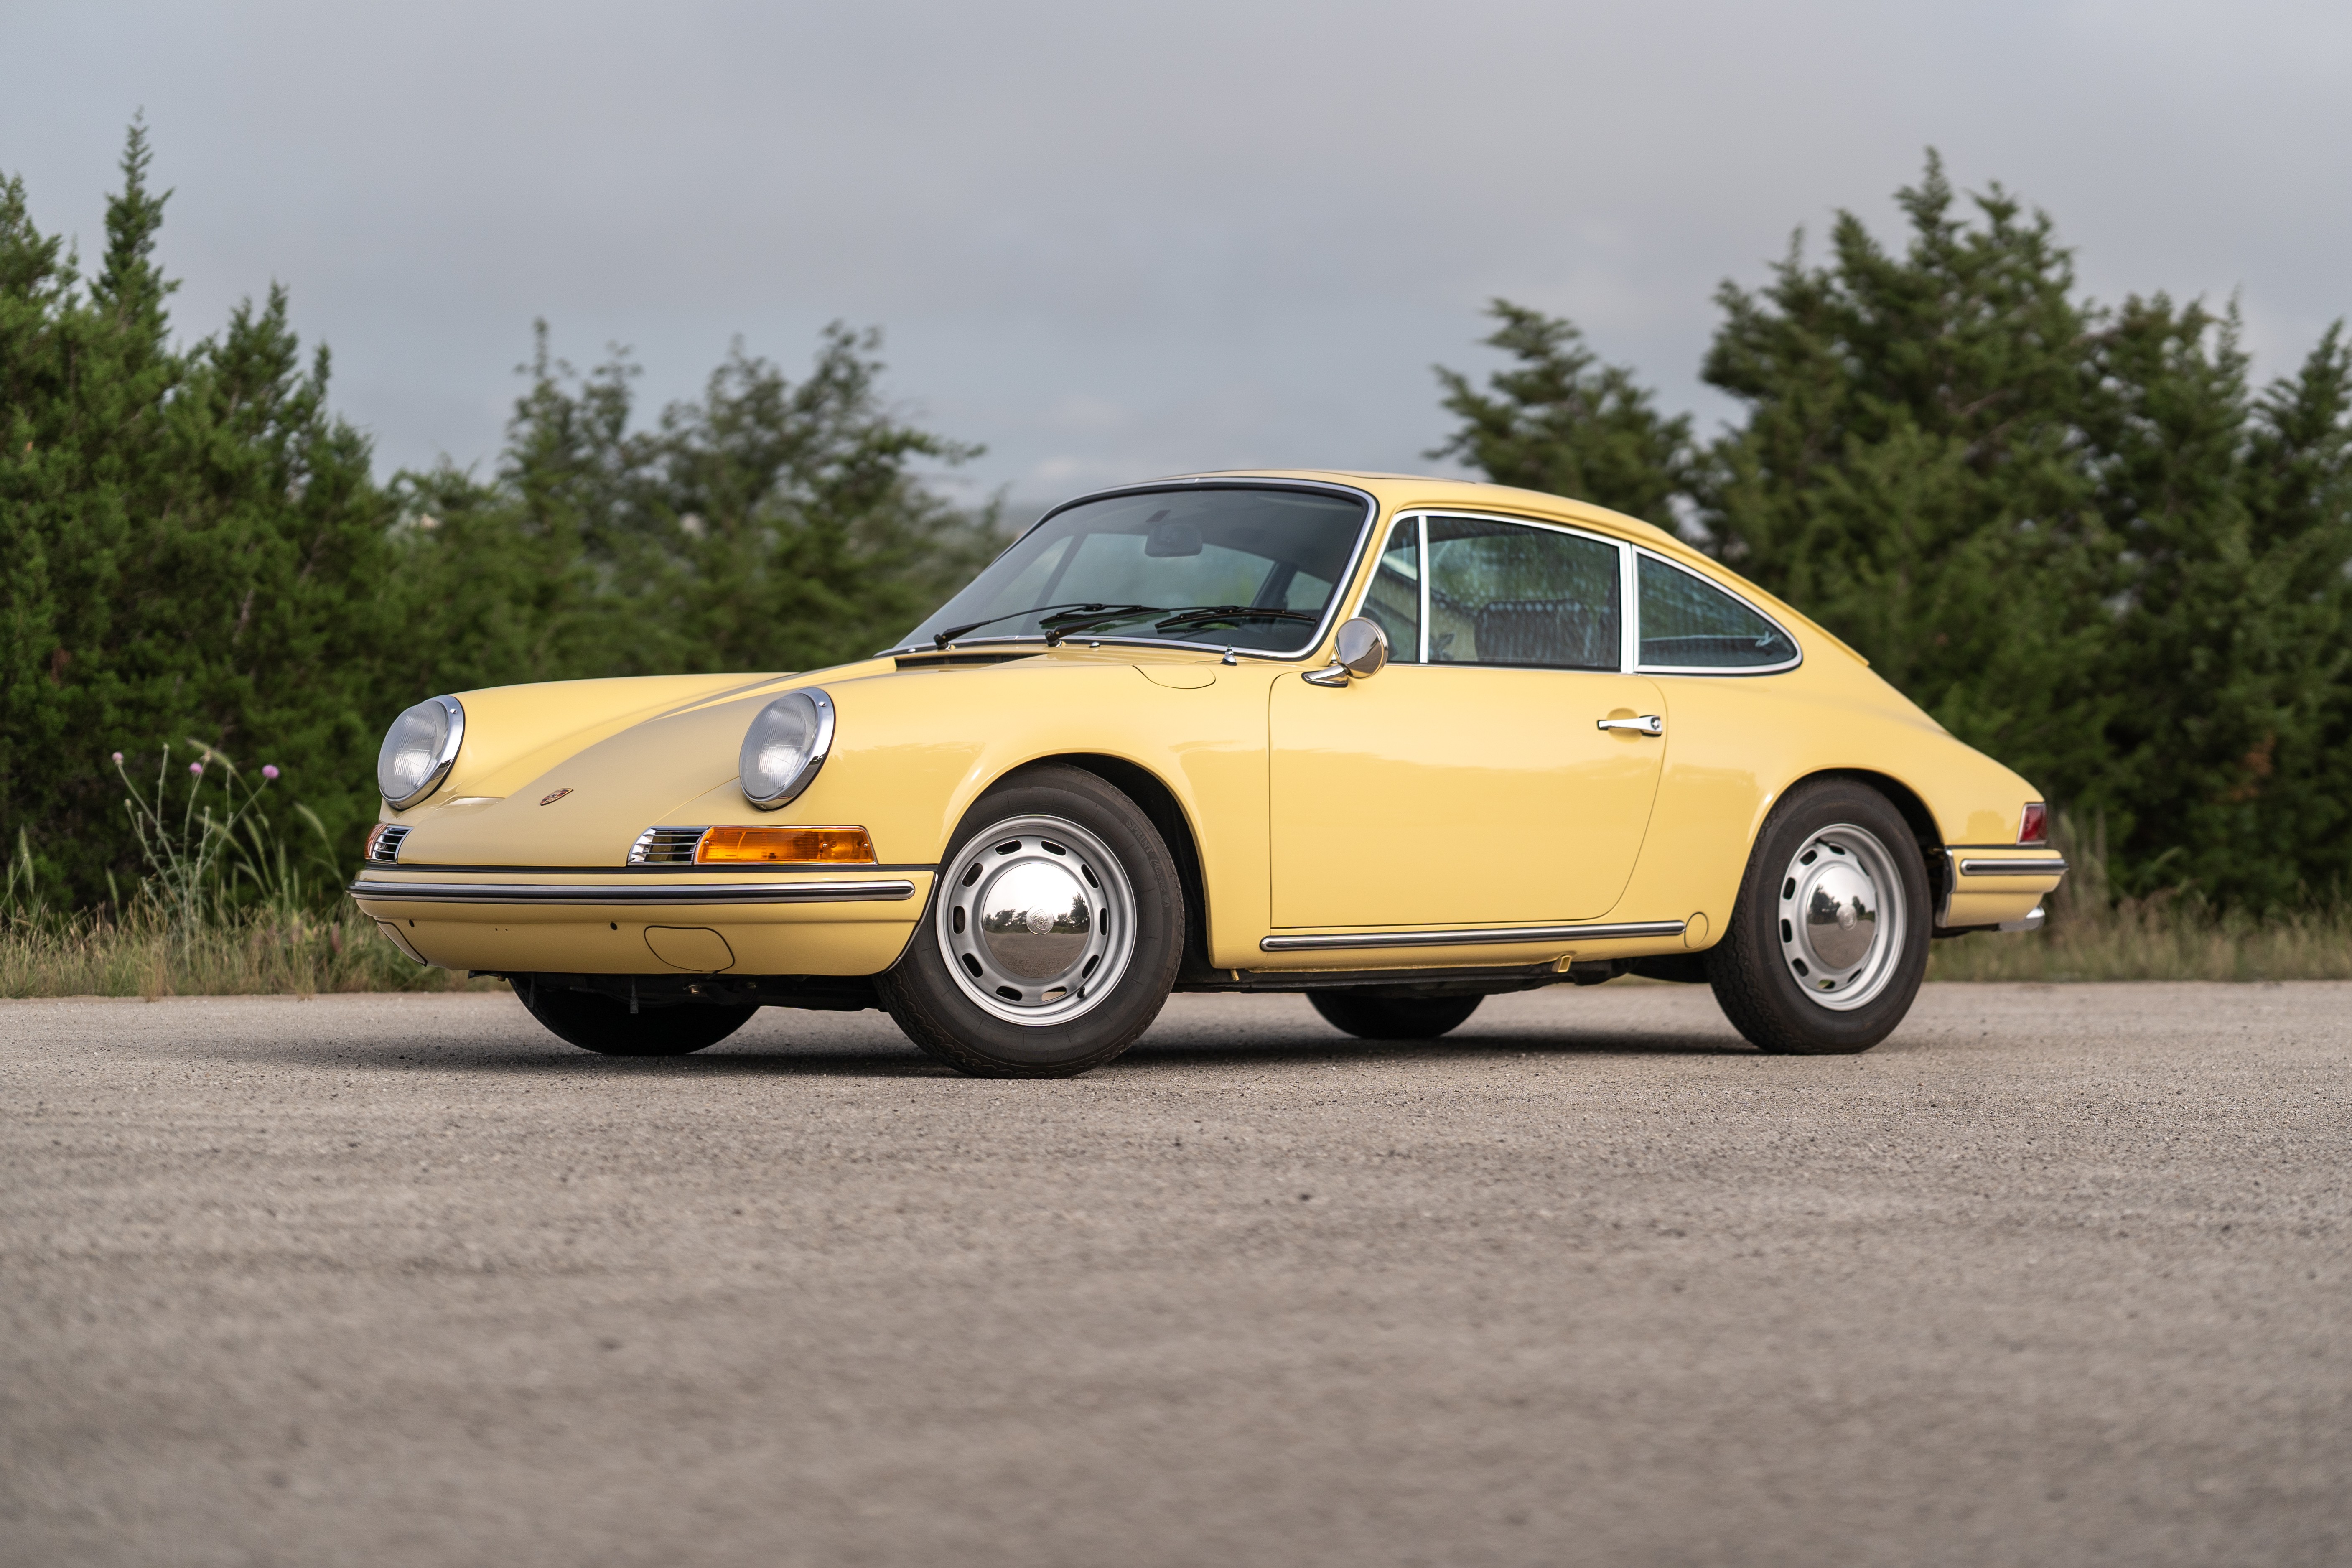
[2, 981, 2347, 1567]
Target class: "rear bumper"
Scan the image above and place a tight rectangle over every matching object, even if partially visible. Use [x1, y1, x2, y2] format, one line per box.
[1937, 849, 2068, 932]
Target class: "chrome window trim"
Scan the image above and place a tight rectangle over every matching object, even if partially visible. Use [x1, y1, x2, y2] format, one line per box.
[878, 477, 1382, 662]
[348, 877, 917, 906]
[1619, 536, 1640, 675]
[1260, 919, 1685, 953]
[1630, 548, 1804, 677]
[1347, 509, 1635, 675]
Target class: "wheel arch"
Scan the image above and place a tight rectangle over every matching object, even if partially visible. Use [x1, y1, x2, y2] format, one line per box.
[986, 752, 1215, 984]
[1779, 767, 1947, 908]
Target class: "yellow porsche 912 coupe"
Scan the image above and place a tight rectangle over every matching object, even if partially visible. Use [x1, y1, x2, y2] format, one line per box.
[351, 472, 2065, 1075]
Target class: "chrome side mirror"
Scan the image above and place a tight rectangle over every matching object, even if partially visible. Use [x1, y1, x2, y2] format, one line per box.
[1302, 617, 1390, 686]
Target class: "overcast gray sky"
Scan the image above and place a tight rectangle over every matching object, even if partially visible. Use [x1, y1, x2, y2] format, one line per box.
[5, 0, 2348, 512]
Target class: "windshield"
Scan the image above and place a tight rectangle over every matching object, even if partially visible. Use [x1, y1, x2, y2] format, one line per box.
[893, 486, 1372, 655]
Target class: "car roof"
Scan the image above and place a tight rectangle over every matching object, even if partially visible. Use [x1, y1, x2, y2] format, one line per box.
[1128, 469, 1864, 669]
[1134, 468, 1685, 554]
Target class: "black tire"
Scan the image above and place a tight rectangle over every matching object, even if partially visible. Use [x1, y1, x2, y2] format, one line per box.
[1308, 990, 1484, 1040]
[1707, 777, 1930, 1055]
[516, 979, 758, 1056]
[876, 765, 1183, 1078]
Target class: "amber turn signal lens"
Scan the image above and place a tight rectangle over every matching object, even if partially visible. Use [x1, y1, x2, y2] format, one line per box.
[697, 825, 876, 863]
[2018, 802, 2049, 844]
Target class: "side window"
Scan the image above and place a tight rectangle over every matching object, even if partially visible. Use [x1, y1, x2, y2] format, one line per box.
[1637, 555, 1798, 669]
[1425, 517, 1621, 671]
[1360, 518, 1421, 661]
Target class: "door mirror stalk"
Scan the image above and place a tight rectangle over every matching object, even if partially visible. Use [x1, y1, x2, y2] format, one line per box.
[1302, 618, 1390, 687]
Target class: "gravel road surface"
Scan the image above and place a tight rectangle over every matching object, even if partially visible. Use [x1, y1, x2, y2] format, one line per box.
[3, 982, 2347, 1567]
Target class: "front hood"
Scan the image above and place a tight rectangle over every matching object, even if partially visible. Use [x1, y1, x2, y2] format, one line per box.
[383, 647, 1240, 871]
[383, 669, 887, 868]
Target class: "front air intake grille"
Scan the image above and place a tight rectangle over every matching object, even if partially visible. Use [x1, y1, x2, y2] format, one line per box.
[369, 825, 412, 864]
[628, 826, 708, 865]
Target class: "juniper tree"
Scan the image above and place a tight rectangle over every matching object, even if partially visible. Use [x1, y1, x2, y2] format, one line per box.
[1429, 301, 1691, 529]
[0, 125, 395, 905]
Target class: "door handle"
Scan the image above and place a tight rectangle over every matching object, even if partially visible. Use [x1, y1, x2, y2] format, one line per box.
[1596, 715, 1664, 736]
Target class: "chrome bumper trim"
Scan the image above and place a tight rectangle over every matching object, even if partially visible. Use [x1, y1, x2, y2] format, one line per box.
[1260, 920, 1685, 954]
[349, 878, 916, 906]
[1956, 858, 2070, 877]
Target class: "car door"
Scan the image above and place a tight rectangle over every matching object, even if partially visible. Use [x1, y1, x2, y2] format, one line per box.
[1268, 512, 1668, 930]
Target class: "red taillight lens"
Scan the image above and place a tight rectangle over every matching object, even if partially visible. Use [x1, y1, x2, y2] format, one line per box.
[2019, 803, 2049, 844]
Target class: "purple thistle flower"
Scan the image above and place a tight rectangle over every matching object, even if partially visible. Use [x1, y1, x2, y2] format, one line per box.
[261, 764, 280, 781]
[111, 751, 124, 764]
[189, 762, 204, 777]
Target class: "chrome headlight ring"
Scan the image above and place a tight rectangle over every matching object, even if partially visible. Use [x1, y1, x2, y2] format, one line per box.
[738, 688, 835, 809]
[377, 695, 465, 810]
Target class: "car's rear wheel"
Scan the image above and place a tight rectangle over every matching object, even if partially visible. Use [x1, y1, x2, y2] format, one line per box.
[516, 979, 759, 1056]
[1308, 991, 1484, 1040]
[1707, 778, 1930, 1055]
[877, 765, 1184, 1078]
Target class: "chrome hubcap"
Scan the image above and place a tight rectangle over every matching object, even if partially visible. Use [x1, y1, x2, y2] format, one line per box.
[1777, 823, 1906, 1011]
[935, 814, 1136, 1026]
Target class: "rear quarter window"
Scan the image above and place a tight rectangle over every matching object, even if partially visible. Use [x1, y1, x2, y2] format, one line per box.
[1637, 555, 1799, 671]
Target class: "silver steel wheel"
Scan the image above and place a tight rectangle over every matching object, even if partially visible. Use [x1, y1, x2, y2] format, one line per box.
[1776, 822, 1908, 1012]
[933, 813, 1139, 1027]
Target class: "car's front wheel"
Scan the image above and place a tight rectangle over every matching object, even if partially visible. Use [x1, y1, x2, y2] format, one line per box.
[516, 979, 759, 1056]
[1706, 778, 1930, 1055]
[876, 765, 1184, 1078]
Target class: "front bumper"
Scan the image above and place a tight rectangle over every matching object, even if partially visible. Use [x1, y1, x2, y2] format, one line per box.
[348, 876, 915, 906]
[349, 870, 931, 975]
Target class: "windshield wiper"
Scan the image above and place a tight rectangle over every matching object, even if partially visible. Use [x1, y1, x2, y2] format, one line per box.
[1041, 605, 1168, 646]
[1044, 603, 1321, 647]
[928, 603, 1145, 650]
[933, 601, 1321, 652]
[1152, 605, 1319, 631]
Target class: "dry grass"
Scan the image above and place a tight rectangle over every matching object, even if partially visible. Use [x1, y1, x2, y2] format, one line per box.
[1928, 899, 2352, 981]
[0, 902, 497, 1000]
[11, 807, 2348, 994]
[10, 898, 2348, 998]
[1927, 810, 2352, 981]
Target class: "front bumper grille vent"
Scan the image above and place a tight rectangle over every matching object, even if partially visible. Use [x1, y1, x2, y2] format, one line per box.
[629, 826, 708, 865]
[368, 824, 412, 864]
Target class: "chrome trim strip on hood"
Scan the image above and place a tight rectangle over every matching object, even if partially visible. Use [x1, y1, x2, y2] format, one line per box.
[349, 878, 916, 906]
[1260, 919, 1686, 953]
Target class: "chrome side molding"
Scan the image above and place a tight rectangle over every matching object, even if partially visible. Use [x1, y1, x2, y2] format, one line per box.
[1260, 919, 1686, 953]
[349, 878, 916, 906]
[1956, 858, 2070, 877]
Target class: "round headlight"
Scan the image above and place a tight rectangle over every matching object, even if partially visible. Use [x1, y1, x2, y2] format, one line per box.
[739, 688, 835, 809]
[377, 696, 464, 809]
